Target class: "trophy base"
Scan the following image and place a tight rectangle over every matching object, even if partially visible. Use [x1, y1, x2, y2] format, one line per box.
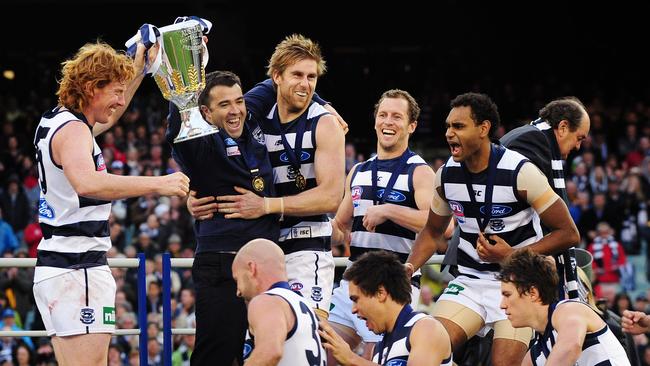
[173, 106, 220, 143]
[174, 127, 220, 143]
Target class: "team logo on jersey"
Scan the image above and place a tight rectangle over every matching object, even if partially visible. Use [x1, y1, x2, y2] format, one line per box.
[376, 189, 406, 203]
[287, 166, 302, 181]
[386, 360, 407, 366]
[252, 126, 265, 145]
[224, 137, 237, 146]
[480, 204, 512, 217]
[311, 286, 323, 302]
[38, 198, 55, 219]
[291, 282, 304, 292]
[448, 201, 465, 223]
[351, 186, 363, 207]
[489, 219, 505, 232]
[95, 153, 106, 171]
[279, 151, 311, 163]
[80, 307, 95, 324]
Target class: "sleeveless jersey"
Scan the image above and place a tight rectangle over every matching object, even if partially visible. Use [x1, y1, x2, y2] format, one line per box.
[33, 107, 111, 282]
[260, 102, 332, 254]
[243, 284, 326, 366]
[530, 300, 630, 365]
[349, 152, 426, 262]
[441, 145, 544, 280]
[372, 305, 452, 366]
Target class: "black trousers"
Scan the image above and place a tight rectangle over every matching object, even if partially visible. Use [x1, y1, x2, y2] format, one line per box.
[191, 252, 247, 366]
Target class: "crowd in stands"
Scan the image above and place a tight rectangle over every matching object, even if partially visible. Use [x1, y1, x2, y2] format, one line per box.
[2, 71, 650, 364]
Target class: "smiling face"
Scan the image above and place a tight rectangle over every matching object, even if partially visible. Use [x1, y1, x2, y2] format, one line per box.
[87, 80, 127, 125]
[375, 97, 416, 155]
[200, 84, 247, 139]
[349, 281, 385, 334]
[445, 105, 489, 162]
[273, 58, 318, 114]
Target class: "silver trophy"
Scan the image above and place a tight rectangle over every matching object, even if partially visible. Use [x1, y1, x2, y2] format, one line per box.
[153, 20, 218, 143]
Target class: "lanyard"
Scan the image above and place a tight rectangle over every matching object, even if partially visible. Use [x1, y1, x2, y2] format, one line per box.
[371, 149, 413, 205]
[460, 144, 504, 232]
[270, 111, 307, 173]
[377, 304, 413, 365]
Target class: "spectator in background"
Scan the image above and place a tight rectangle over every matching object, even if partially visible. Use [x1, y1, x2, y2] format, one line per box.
[612, 292, 634, 317]
[22, 212, 42, 258]
[0, 174, 31, 238]
[344, 142, 359, 174]
[588, 222, 628, 301]
[0, 308, 34, 350]
[580, 192, 620, 241]
[617, 123, 639, 159]
[12, 342, 34, 366]
[0, 207, 18, 256]
[0, 253, 34, 327]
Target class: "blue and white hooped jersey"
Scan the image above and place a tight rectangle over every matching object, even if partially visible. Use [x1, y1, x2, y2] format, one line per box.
[33, 107, 111, 282]
[530, 300, 630, 365]
[441, 146, 544, 280]
[243, 285, 326, 366]
[372, 305, 452, 366]
[259, 102, 332, 254]
[349, 152, 426, 262]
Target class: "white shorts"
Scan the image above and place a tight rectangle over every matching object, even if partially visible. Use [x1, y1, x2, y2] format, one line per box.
[436, 276, 506, 337]
[329, 279, 420, 342]
[285, 250, 334, 313]
[33, 266, 116, 336]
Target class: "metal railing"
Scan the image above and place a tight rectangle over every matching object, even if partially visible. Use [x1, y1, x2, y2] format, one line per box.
[0, 253, 444, 365]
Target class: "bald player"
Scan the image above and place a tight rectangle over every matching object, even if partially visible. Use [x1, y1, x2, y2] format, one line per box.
[232, 239, 325, 366]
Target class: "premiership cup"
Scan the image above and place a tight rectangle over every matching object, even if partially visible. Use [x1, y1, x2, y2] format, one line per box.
[153, 20, 218, 143]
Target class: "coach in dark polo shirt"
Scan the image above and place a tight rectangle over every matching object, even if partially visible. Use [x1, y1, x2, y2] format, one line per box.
[166, 71, 279, 366]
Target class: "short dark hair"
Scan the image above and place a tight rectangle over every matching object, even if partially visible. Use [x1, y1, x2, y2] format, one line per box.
[343, 250, 411, 304]
[538, 97, 586, 132]
[373, 89, 421, 123]
[450, 92, 500, 138]
[497, 248, 558, 305]
[198, 70, 242, 108]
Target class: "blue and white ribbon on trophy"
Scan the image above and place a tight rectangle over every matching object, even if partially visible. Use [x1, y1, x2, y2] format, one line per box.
[125, 16, 212, 75]
[174, 16, 212, 34]
[125, 23, 162, 75]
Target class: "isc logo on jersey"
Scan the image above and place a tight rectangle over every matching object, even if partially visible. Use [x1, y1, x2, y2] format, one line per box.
[351, 186, 363, 207]
[449, 201, 465, 223]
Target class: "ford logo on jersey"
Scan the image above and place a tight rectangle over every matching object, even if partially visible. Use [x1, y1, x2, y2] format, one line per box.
[38, 198, 55, 219]
[376, 189, 406, 202]
[480, 204, 512, 217]
[386, 360, 407, 366]
[279, 151, 311, 163]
